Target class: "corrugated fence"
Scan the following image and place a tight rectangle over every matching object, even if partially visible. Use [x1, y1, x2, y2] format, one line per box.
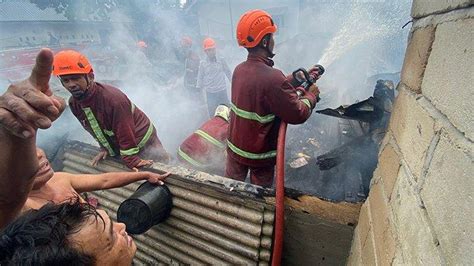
[59, 141, 275, 265]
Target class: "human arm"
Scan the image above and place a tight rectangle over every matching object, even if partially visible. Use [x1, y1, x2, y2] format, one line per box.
[110, 98, 148, 169]
[66, 171, 170, 194]
[0, 49, 65, 227]
[266, 74, 317, 125]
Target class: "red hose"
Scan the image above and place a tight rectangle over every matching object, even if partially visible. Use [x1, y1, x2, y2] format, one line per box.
[271, 121, 288, 266]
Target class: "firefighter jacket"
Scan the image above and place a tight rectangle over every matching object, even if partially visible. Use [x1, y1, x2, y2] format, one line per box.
[184, 51, 200, 89]
[69, 82, 159, 169]
[178, 116, 229, 174]
[228, 54, 317, 167]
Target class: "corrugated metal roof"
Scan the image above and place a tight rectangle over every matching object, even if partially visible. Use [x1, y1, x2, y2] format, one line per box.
[0, 1, 67, 22]
[60, 141, 274, 264]
[57, 140, 359, 264]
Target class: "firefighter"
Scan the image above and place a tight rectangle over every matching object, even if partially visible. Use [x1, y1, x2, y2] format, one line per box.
[53, 50, 170, 170]
[180, 36, 201, 96]
[178, 36, 207, 117]
[196, 38, 232, 117]
[177, 104, 230, 175]
[226, 10, 321, 187]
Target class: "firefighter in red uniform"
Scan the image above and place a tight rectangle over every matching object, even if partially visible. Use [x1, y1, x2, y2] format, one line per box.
[53, 50, 170, 170]
[226, 10, 321, 187]
[177, 104, 230, 176]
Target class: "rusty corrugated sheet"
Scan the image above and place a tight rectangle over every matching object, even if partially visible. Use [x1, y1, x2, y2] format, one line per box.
[60, 141, 274, 265]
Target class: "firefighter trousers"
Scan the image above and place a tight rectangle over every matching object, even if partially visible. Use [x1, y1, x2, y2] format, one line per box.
[225, 155, 274, 187]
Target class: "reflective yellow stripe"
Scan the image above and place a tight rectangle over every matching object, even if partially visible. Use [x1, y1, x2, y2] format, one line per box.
[103, 129, 114, 136]
[195, 129, 225, 149]
[178, 147, 205, 167]
[227, 140, 277, 160]
[120, 147, 140, 156]
[230, 103, 275, 123]
[120, 123, 154, 156]
[138, 123, 154, 149]
[301, 98, 312, 109]
[83, 108, 116, 157]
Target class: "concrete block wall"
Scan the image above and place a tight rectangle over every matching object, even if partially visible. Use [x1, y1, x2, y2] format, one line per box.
[347, 1, 473, 265]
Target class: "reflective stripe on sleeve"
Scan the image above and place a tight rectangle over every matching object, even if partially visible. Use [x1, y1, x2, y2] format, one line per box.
[120, 147, 140, 156]
[120, 123, 155, 156]
[178, 147, 205, 168]
[195, 129, 225, 149]
[301, 98, 312, 109]
[138, 123, 154, 149]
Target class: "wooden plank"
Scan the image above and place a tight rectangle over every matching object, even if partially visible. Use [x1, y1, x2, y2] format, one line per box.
[265, 195, 361, 226]
[282, 210, 354, 266]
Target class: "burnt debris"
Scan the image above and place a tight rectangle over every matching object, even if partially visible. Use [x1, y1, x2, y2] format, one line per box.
[285, 79, 396, 202]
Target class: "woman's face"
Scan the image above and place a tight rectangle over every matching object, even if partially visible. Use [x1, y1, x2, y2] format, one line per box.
[72, 209, 137, 265]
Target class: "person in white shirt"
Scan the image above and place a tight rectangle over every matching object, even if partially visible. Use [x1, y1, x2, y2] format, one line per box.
[197, 38, 232, 117]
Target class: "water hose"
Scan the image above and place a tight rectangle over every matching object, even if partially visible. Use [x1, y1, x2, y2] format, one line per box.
[271, 65, 324, 266]
[271, 121, 288, 266]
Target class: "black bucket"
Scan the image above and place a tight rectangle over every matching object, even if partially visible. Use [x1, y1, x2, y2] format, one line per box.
[117, 182, 173, 234]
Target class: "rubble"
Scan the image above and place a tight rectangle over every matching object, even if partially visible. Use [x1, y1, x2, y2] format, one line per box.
[285, 79, 396, 202]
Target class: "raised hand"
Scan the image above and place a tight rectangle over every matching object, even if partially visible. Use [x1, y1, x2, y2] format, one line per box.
[0, 49, 65, 138]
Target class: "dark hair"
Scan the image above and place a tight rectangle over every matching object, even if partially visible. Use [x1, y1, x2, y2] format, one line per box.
[0, 198, 102, 265]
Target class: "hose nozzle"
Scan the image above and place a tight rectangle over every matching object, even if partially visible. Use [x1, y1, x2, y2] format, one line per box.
[314, 64, 325, 76]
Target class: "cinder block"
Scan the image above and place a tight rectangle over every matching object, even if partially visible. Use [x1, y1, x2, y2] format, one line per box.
[376, 144, 401, 201]
[347, 229, 362, 266]
[421, 131, 474, 264]
[390, 166, 444, 264]
[357, 202, 371, 247]
[368, 180, 396, 265]
[378, 131, 392, 155]
[392, 249, 406, 266]
[389, 88, 436, 180]
[400, 26, 435, 93]
[411, 0, 473, 18]
[421, 18, 474, 140]
[361, 229, 377, 266]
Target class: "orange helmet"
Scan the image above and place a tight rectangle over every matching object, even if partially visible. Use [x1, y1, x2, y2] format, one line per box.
[236, 9, 277, 48]
[181, 36, 193, 47]
[203, 37, 216, 50]
[137, 40, 147, 48]
[53, 50, 92, 76]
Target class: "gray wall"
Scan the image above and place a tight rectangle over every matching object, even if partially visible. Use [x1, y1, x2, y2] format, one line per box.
[347, 0, 474, 265]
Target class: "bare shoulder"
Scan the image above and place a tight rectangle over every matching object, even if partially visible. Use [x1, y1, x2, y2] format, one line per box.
[50, 171, 75, 184]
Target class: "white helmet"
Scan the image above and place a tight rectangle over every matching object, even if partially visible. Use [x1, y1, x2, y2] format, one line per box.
[214, 104, 230, 121]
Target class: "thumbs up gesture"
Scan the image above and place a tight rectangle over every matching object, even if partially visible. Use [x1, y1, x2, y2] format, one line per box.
[0, 48, 65, 138]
